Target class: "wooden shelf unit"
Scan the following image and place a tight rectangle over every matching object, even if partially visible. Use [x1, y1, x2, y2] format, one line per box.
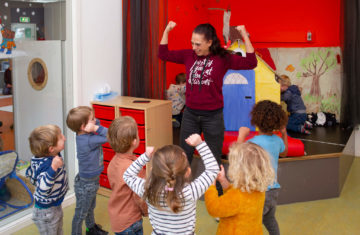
[91, 96, 173, 189]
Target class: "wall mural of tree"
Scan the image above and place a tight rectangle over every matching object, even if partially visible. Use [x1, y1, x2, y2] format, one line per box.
[297, 48, 337, 97]
[269, 47, 342, 120]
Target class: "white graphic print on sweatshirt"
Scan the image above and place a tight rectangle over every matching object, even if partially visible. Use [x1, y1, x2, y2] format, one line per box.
[189, 58, 214, 86]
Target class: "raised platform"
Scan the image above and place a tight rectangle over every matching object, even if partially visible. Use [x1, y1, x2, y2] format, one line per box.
[175, 124, 355, 204]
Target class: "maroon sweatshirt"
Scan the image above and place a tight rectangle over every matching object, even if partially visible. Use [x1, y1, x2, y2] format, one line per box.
[159, 44, 257, 111]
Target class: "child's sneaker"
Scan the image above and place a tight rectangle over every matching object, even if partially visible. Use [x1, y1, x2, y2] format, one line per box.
[86, 224, 108, 235]
[304, 121, 313, 130]
[300, 125, 311, 135]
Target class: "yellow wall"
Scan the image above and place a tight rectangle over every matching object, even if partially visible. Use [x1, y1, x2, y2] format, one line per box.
[254, 59, 280, 104]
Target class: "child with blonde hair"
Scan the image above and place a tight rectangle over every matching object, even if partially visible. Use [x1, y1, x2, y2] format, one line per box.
[205, 142, 275, 235]
[238, 100, 288, 235]
[123, 134, 219, 235]
[279, 74, 312, 134]
[26, 125, 68, 235]
[107, 116, 148, 235]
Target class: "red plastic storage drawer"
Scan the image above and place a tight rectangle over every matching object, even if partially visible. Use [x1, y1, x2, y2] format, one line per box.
[119, 108, 145, 125]
[93, 104, 115, 120]
[138, 125, 145, 140]
[102, 161, 109, 174]
[100, 173, 111, 189]
[103, 147, 115, 162]
[102, 142, 111, 149]
[99, 119, 112, 128]
[134, 140, 146, 154]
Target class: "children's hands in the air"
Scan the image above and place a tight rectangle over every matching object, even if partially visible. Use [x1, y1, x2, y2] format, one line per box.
[51, 155, 63, 171]
[185, 134, 202, 147]
[84, 122, 98, 133]
[239, 126, 250, 137]
[145, 146, 155, 159]
[166, 21, 176, 32]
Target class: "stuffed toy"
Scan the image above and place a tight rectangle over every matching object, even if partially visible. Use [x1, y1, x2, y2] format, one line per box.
[0, 27, 16, 54]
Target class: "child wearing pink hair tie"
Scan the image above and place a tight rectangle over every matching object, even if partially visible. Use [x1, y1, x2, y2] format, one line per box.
[124, 134, 219, 235]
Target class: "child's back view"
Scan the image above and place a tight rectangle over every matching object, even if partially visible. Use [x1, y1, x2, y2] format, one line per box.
[205, 142, 275, 235]
[123, 134, 219, 235]
[66, 106, 108, 235]
[238, 100, 288, 235]
[166, 73, 186, 127]
[26, 125, 68, 235]
[107, 116, 148, 234]
[279, 74, 312, 134]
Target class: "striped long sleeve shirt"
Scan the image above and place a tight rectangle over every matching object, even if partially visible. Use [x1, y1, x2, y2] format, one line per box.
[26, 155, 69, 208]
[123, 142, 219, 235]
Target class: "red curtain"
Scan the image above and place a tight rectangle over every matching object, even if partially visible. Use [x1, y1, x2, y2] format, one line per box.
[122, 0, 168, 99]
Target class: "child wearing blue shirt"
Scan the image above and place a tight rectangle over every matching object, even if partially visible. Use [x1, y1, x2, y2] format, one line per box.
[26, 125, 68, 235]
[238, 100, 288, 235]
[66, 106, 108, 235]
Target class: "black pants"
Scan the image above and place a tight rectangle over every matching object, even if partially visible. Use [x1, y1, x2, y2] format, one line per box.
[180, 107, 224, 194]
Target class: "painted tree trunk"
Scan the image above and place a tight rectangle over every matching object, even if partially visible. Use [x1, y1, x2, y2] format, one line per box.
[310, 74, 321, 97]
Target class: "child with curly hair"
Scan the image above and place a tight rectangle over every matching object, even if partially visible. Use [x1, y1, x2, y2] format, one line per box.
[123, 134, 219, 235]
[237, 100, 288, 235]
[205, 142, 275, 235]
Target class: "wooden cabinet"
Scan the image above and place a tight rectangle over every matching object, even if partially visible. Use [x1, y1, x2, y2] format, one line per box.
[91, 96, 173, 189]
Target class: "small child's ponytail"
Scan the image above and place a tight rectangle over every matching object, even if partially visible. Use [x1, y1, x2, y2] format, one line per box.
[144, 145, 190, 213]
[165, 174, 183, 213]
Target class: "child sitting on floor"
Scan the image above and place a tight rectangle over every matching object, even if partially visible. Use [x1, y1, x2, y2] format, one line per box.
[166, 73, 186, 128]
[123, 134, 219, 235]
[205, 142, 275, 235]
[107, 116, 148, 234]
[279, 74, 312, 134]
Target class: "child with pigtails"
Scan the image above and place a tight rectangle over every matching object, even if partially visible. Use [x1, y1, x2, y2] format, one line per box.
[123, 134, 219, 235]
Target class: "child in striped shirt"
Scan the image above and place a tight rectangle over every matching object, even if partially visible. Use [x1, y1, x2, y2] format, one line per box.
[123, 134, 219, 235]
[26, 125, 69, 235]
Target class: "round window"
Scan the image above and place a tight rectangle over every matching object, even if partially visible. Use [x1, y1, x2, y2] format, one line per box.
[27, 58, 48, 90]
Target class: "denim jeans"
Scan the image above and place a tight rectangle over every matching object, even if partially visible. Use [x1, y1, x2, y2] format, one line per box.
[71, 174, 100, 235]
[32, 205, 63, 235]
[263, 188, 280, 235]
[115, 219, 143, 235]
[287, 112, 307, 132]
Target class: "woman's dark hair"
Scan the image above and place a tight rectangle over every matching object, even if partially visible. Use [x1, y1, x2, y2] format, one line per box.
[193, 23, 228, 57]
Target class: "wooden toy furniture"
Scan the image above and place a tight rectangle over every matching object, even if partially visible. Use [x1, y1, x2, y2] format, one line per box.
[91, 96, 172, 189]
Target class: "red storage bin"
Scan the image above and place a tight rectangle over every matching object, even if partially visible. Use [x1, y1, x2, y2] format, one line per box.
[103, 147, 115, 161]
[119, 108, 145, 125]
[138, 125, 145, 140]
[93, 104, 115, 120]
[100, 174, 111, 189]
[99, 119, 112, 128]
[102, 142, 111, 149]
[134, 140, 146, 154]
[102, 161, 109, 174]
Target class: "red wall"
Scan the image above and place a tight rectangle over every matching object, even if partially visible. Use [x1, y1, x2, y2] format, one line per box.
[164, 0, 342, 87]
